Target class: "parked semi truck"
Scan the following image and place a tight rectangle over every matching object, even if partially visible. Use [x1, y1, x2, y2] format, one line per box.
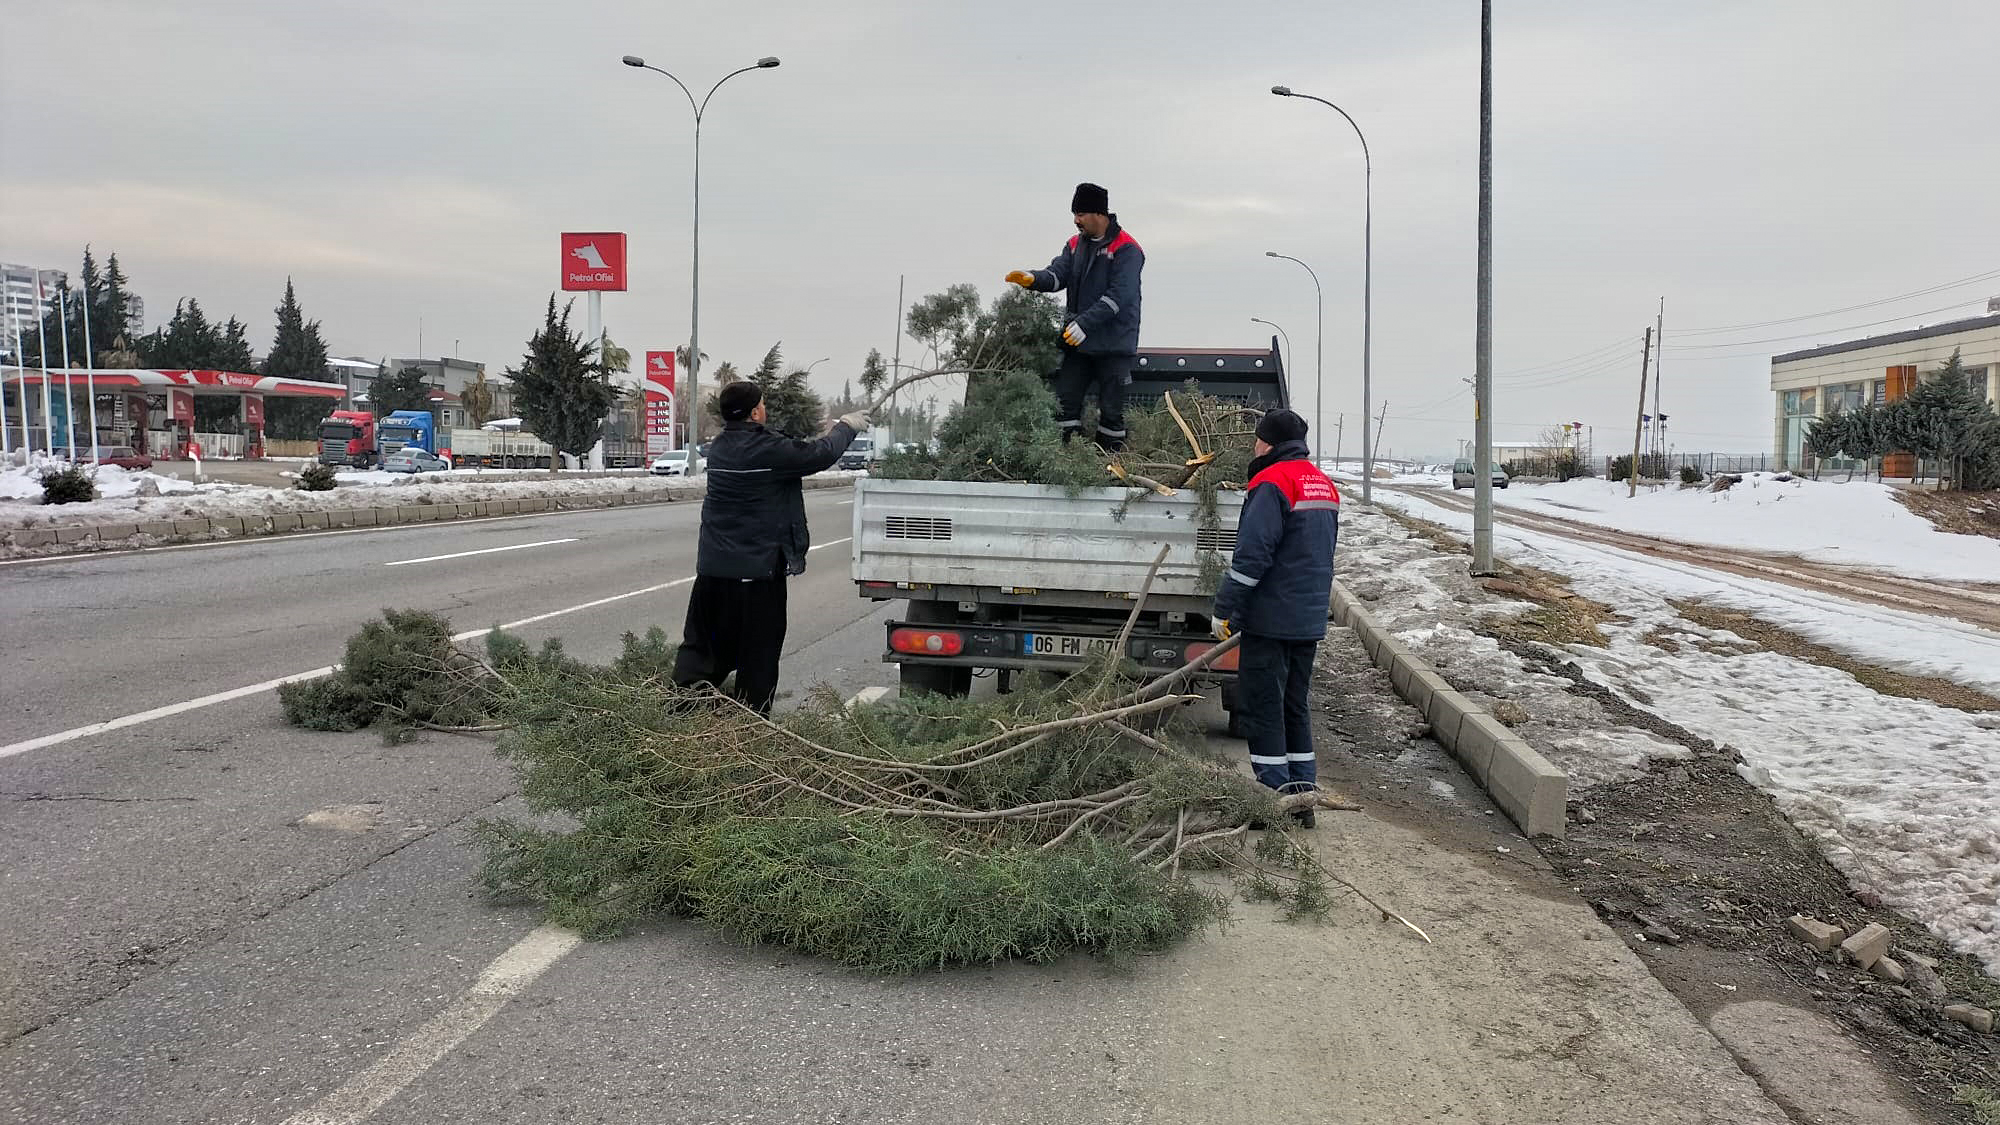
[317, 409, 644, 469]
[853, 342, 1289, 732]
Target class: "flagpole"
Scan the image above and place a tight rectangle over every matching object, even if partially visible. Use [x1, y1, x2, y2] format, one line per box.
[11, 325, 27, 456]
[80, 268, 100, 462]
[2, 323, 14, 461]
[57, 285, 75, 455]
[34, 278, 52, 455]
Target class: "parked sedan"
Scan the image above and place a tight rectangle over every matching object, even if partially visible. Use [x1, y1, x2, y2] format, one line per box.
[650, 451, 690, 476]
[83, 446, 153, 471]
[383, 449, 449, 474]
[1451, 459, 1509, 489]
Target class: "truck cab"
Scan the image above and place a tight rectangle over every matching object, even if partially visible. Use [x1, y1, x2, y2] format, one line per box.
[317, 410, 377, 468]
[378, 410, 438, 458]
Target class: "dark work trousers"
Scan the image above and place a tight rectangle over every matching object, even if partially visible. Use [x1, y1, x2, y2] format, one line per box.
[671, 570, 790, 715]
[1053, 349, 1133, 451]
[1237, 634, 1319, 793]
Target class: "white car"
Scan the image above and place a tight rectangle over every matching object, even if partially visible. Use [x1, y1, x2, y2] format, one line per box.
[650, 451, 691, 477]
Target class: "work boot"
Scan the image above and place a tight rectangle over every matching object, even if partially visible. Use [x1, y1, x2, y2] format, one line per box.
[1289, 808, 1317, 830]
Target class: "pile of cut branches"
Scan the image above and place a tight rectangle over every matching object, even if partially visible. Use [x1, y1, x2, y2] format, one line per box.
[283, 610, 1426, 971]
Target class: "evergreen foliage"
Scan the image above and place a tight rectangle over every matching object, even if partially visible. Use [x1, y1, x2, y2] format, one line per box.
[296, 462, 338, 491]
[39, 463, 98, 504]
[370, 367, 433, 417]
[507, 297, 618, 467]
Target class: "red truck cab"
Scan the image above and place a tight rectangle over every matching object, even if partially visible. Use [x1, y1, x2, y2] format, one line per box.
[317, 410, 377, 468]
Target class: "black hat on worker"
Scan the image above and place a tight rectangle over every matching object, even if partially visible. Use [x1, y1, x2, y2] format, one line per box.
[719, 381, 763, 422]
[1070, 182, 1109, 215]
[1256, 408, 1309, 446]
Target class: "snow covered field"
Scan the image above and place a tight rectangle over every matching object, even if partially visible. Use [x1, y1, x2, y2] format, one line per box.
[1346, 495, 2000, 973]
[0, 458, 245, 504]
[1421, 473, 2000, 584]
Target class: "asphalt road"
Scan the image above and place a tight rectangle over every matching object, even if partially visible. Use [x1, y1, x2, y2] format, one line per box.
[0, 485, 1813, 1124]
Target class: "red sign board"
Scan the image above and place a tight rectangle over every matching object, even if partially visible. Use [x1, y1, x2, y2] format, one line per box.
[242, 393, 265, 426]
[168, 388, 195, 424]
[643, 350, 676, 454]
[561, 232, 628, 292]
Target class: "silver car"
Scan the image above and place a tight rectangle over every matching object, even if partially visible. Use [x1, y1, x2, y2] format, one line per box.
[383, 449, 449, 474]
[1452, 459, 1508, 489]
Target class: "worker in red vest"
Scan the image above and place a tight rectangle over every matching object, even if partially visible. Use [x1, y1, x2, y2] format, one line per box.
[1211, 409, 1340, 826]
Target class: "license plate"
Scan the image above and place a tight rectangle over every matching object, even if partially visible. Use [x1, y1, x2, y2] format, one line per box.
[1023, 633, 1116, 658]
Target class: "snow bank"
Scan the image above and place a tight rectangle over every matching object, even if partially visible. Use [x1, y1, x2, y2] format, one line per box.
[0, 458, 241, 503]
[1355, 494, 2000, 972]
[1464, 473, 2000, 584]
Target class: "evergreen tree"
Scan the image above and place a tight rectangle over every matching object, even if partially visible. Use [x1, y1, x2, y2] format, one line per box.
[507, 296, 617, 470]
[97, 253, 132, 350]
[217, 316, 255, 371]
[139, 299, 222, 369]
[751, 343, 784, 390]
[859, 348, 889, 405]
[371, 366, 434, 417]
[712, 361, 740, 386]
[766, 367, 825, 439]
[1903, 349, 1991, 490]
[262, 278, 335, 439]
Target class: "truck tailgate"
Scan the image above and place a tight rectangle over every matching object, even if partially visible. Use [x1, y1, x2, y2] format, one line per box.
[852, 477, 1241, 598]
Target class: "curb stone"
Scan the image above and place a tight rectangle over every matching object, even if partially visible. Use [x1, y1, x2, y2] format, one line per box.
[1330, 579, 1569, 837]
[4, 476, 855, 559]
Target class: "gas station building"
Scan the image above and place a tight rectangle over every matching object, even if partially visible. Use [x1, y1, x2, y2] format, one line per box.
[1, 368, 348, 459]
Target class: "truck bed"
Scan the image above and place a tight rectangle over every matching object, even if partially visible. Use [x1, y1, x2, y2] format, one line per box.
[852, 477, 1242, 610]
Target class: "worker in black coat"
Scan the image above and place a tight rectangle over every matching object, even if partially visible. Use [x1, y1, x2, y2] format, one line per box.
[671, 381, 867, 713]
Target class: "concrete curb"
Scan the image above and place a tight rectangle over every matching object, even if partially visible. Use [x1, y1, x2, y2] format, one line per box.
[1330, 580, 1568, 838]
[4, 476, 857, 559]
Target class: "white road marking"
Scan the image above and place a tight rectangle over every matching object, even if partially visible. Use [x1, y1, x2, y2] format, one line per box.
[0, 537, 856, 760]
[384, 538, 578, 567]
[279, 925, 582, 1125]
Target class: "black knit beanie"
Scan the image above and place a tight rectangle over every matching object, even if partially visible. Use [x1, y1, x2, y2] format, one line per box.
[719, 381, 763, 422]
[1070, 182, 1109, 214]
[1256, 408, 1309, 446]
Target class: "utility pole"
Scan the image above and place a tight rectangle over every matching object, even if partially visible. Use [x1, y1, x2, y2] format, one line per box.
[889, 274, 904, 450]
[1628, 326, 1652, 498]
[1471, 0, 1496, 574]
[1372, 400, 1388, 467]
[1653, 297, 1665, 463]
[1335, 414, 1345, 465]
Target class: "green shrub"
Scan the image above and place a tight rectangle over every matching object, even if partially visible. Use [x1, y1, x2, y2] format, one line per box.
[1679, 464, 1703, 486]
[296, 462, 338, 491]
[39, 463, 97, 504]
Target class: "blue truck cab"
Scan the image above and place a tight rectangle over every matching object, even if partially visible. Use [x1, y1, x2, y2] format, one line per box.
[377, 410, 437, 458]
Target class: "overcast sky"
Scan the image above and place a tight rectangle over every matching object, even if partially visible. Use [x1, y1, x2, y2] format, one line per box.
[6, 0, 1998, 459]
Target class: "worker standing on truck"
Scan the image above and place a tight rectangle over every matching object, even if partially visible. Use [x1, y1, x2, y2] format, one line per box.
[1210, 409, 1339, 827]
[1004, 182, 1144, 451]
[672, 382, 869, 715]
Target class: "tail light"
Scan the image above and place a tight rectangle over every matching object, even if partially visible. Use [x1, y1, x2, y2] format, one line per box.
[891, 628, 965, 657]
[1182, 642, 1240, 672]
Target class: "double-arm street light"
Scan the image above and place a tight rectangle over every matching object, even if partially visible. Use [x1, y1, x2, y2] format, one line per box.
[1271, 84, 1373, 502]
[1263, 252, 1323, 463]
[1248, 316, 1292, 380]
[622, 53, 780, 474]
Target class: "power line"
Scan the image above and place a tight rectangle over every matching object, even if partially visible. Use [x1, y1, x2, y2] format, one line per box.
[1668, 267, 2000, 335]
[1660, 297, 1988, 352]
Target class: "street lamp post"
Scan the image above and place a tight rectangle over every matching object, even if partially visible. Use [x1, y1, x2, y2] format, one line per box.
[1248, 316, 1292, 384]
[1271, 85, 1372, 503]
[1263, 253, 1322, 463]
[623, 53, 780, 475]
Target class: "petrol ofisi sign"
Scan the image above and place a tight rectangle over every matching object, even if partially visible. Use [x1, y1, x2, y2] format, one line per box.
[560, 232, 628, 291]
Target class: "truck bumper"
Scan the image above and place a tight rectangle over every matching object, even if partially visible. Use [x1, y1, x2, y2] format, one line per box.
[882, 619, 1237, 681]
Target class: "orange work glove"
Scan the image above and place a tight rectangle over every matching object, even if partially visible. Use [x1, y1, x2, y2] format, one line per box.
[1004, 270, 1035, 288]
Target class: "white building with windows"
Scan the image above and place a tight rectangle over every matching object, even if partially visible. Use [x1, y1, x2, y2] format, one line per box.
[1769, 307, 1999, 474]
[1, 262, 67, 344]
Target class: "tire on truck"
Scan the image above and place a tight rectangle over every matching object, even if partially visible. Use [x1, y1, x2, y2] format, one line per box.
[898, 600, 973, 698]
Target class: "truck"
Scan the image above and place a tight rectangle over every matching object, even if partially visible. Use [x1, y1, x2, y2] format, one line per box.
[317, 410, 378, 467]
[853, 342, 1290, 733]
[377, 410, 438, 457]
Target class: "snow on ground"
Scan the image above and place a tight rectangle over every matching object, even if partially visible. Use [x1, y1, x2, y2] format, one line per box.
[1345, 495, 2000, 972]
[1, 463, 864, 530]
[0, 457, 243, 503]
[326, 466, 651, 486]
[1437, 472, 2000, 584]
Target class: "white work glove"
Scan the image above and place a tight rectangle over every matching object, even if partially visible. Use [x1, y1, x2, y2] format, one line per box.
[1212, 618, 1232, 640]
[840, 411, 871, 431]
[1062, 322, 1087, 347]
